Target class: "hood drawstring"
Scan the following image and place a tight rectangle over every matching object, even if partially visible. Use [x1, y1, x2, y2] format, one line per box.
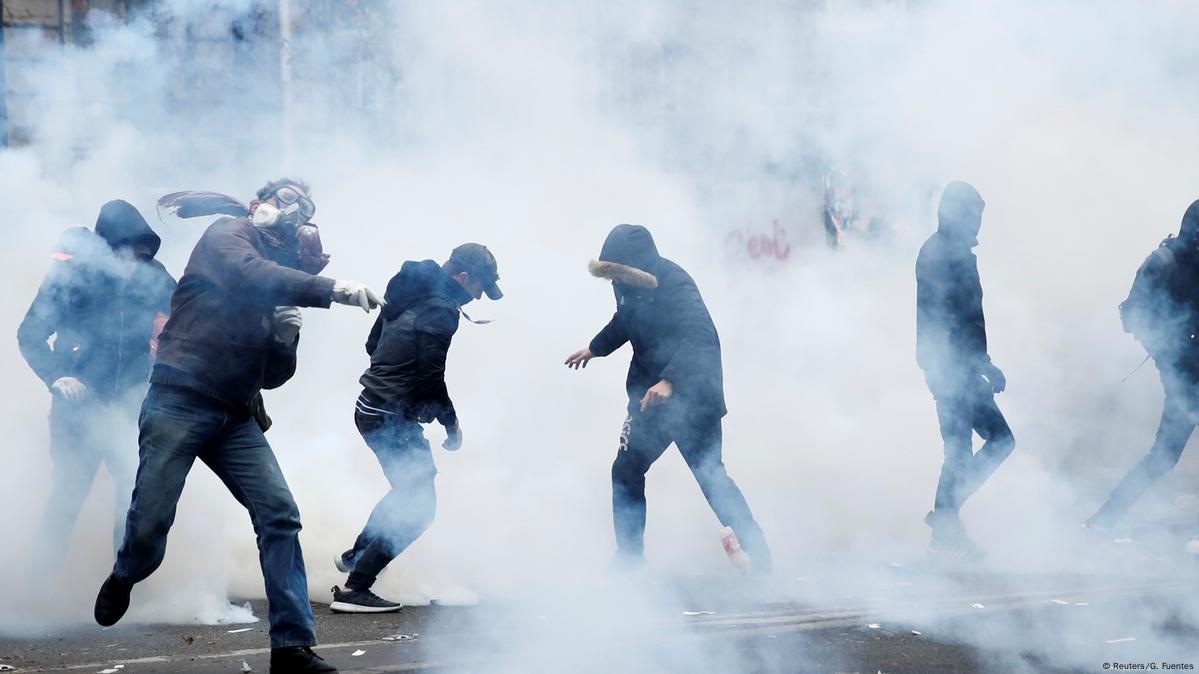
[460, 308, 492, 325]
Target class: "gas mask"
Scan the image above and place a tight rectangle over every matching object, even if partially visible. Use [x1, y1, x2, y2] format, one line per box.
[296, 223, 331, 274]
[252, 185, 316, 235]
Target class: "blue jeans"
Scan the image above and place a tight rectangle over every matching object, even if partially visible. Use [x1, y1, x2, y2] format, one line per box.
[113, 384, 316, 649]
[343, 408, 437, 591]
[1090, 365, 1197, 528]
[611, 405, 772, 572]
[32, 392, 139, 574]
[927, 372, 1015, 515]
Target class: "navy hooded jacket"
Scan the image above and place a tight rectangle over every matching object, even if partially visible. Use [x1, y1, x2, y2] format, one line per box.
[588, 224, 727, 418]
[18, 200, 177, 400]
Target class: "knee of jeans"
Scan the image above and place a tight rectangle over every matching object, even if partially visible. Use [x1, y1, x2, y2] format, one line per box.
[259, 496, 303, 533]
[611, 455, 647, 487]
[1147, 443, 1185, 472]
[994, 428, 1016, 457]
[415, 496, 437, 532]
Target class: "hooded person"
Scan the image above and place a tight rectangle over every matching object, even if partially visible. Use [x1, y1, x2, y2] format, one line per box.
[1086, 199, 1199, 539]
[329, 243, 501, 613]
[915, 181, 1015, 556]
[564, 224, 772, 574]
[93, 178, 385, 674]
[17, 200, 177, 573]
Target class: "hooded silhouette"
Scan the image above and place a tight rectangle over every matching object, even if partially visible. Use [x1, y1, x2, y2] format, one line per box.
[17, 200, 176, 574]
[914, 183, 1014, 554]
[1089, 199, 1199, 531]
[583, 224, 771, 573]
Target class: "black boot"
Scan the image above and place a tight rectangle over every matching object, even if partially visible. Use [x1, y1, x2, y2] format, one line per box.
[270, 646, 338, 673]
[94, 573, 133, 627]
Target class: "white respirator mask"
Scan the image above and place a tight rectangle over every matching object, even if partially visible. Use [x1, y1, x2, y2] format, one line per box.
[252, 202, 282, 228]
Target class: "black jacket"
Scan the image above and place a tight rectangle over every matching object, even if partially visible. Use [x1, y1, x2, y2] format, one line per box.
[1119, 204, 1199, 374]
[150, 216, 335, 414]
[916, 183, 990, 379]
[588, 224, 726, 418]
[358, 260, 469, 426]
[18, 202, 176, 401]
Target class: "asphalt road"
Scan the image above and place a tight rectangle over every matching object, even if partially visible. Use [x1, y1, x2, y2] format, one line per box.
[4, 564, 1198, 673]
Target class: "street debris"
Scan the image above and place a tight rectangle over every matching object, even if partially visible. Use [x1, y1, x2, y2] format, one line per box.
[0, 666, 16, 672]
[1104, 637, 1137, 644]
[866, 623, 881, 629]
[381, 634, 417, 641]
[911, 630, 922, 636]
[227, 628, 253, 634]
[1049, 599, 1070, 605]
[682, 611, 715, 616]
[970, 603, 985, 609]
[352, 650, 366, 657]
[241, 660, 252, 672]
[183, 636, 194, 645]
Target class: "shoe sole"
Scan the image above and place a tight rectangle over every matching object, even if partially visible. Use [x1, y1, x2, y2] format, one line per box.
[330, 600, 403, 614]
[334, 556, 352, 574]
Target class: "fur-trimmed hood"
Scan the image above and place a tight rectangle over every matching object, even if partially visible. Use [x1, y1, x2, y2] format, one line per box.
[590, 224, 662, 287]
[589, 259, 658, 288]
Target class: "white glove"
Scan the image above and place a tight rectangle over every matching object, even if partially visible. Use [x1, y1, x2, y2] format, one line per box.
[331, 280, 385, 313]
[273, 306, 302, 343]
[51, 376, 87, 401]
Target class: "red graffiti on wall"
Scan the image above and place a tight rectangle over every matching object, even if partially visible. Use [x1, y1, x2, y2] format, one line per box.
[725, 219, 792, 261]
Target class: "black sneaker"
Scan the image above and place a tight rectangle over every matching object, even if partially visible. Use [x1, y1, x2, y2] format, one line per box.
[329, 585, 402, 614]
[94, 573, 133, 627]
[333, 549, 356, 574]
[925, 511, 980, 557]
[270, 646, 338, 673]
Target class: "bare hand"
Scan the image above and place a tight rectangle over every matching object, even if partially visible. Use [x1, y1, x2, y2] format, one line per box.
[443, 423, 463, 451]
[564, 347, 595, 370]
[639, 379, 673, 412]
[984, 362, 1007, 394]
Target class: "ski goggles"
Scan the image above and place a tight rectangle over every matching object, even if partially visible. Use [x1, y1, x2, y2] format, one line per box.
[273, 185, 315, 221]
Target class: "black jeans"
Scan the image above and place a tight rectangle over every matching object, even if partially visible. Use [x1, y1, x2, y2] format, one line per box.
[927, 372, 1015, 515]
[33, 391, 140, 572]
[113, 385, 316, 649]
[610, 405, 772, 572]
[344, 408, 437, 591]
[1090, 366, 1197, 528]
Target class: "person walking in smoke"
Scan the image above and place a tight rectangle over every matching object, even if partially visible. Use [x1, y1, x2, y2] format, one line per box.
[330, 244, 502, 613]
[18, 200, 176, 573]
[1085, 200, 1199, 541]
[565, 224, 772, 574]
[93, 178, 385, 674]
[915, 181, 1015, 556]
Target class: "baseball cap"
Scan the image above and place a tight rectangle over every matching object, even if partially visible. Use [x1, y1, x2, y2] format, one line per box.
[450, 243, 502, 300]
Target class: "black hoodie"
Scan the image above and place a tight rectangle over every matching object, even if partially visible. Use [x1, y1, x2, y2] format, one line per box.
[18, 200, 177, 400]
[588, 224, 727, 418]
[358, 260, 471, 426]
[915, 182, 989, 380]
